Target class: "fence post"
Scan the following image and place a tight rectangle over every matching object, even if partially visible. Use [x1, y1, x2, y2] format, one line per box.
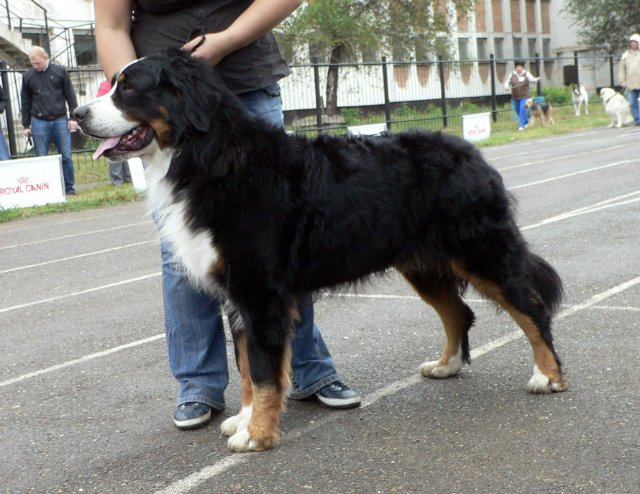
[609, 55, 615, 87]
[312, 57, 323, 130]
[489, 54, 497, 122]
[0, 61, 17, 157]
[535, 52, 542, 95]
[573, 51, 580, 86]
[4, 0, 11, 29]
[438, 56, 447, 128]
[381, 57, 391, 131]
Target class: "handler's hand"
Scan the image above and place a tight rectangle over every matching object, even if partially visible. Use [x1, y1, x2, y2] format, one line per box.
[23, 127, 32, 137]
[68, 119, 78, 132]
[182, 32, 234, 66]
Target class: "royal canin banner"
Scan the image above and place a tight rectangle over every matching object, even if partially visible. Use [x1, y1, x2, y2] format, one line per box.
[0, 155, 66, 209]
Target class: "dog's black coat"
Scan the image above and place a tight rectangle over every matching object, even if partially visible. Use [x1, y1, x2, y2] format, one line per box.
[78, 52, 565, 446]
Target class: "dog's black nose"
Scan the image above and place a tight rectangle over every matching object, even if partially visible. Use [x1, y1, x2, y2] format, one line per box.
[73, 105, 89, 122]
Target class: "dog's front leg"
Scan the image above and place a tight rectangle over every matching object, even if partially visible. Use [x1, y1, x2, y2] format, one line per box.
[226, 300, 293, 453]
[220, 317, 254, 438]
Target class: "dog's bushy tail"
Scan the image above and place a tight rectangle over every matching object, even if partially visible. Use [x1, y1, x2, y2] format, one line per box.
[527, 252, 564, 316]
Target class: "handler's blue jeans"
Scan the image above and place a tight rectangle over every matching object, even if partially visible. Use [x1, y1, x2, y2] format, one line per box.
[31, 116, 75, 192]
[626, 89, 640, 124]
[161, 84, 339, 410]
[511, 98, 529, 129]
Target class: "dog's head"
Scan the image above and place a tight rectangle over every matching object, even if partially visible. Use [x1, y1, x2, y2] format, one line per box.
[75, 50, 230, 160]
[599, 87, 615, 100]
[571, 84, 580, 96]
[524, 98, 534, 109]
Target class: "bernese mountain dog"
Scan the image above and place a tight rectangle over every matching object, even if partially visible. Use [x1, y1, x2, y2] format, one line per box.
[74, 50, 566, 453]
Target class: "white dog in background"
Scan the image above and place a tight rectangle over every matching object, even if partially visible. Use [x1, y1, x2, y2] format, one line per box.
[599, 87, 634, 128]
[571, 84, 589, 116]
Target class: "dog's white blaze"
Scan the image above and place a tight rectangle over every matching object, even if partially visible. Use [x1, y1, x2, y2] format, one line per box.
[84, 92, 138, 137]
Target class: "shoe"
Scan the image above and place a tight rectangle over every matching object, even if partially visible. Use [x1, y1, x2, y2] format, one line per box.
[173, 402, 212, 430]
[66, 189, 77, 195]
[315, 381, 361, 409]
[517, 127, 525, 131]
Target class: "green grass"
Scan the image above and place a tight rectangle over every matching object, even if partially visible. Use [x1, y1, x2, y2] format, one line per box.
[0, 101, 610, 224]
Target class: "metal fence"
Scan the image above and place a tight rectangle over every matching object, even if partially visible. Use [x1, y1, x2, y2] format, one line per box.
[0, 52, 621, 167]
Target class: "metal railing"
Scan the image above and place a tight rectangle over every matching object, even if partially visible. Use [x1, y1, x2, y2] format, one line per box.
[0, 52, 622, 168]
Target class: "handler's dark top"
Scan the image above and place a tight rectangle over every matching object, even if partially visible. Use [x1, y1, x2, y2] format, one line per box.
[21, 63, 78, 128]
[132, 0, 290, 94]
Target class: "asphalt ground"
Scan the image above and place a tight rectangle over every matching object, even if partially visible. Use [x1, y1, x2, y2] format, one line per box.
[1, 127, 639, 494]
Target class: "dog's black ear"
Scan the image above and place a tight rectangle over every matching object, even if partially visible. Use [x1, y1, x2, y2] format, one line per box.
[161, 51, 215, 133]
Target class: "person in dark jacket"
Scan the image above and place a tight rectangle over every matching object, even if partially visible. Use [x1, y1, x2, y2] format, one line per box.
[21, 46, 79, 194]
[0, 84, 10, 160]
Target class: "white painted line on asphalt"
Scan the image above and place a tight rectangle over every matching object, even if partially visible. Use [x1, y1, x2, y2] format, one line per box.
[508, 160, 640, 191]
[497, 144, 628, 172]
[484, 132, 612, 161]
[0, 333, 165, 388]
[521, 190, 640, 230]
[0, 210, 135, 236]
[0, 240, 156, 274]
[0, 220, 154, 251]
[153, 275, 640, 494]
[0, 272, 160, 315]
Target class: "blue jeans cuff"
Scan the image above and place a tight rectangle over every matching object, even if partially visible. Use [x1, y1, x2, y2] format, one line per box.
[287, 373, 340, 400]
[177, 395, 225, 411]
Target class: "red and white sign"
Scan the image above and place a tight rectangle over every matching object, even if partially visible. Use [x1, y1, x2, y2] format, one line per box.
[462, 112, 491, 142]
[0, 155, 66, 209]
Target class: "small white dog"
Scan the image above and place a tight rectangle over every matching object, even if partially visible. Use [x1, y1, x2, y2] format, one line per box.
[599, 87, 634, 128]
[571, 84, 589, 116]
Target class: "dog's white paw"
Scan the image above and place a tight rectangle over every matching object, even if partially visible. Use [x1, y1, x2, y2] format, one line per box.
[220, 405, 252, 437]
[419, 349, 464, 378]
[527, 365, 567, 394]
[227, 428, 259, 453]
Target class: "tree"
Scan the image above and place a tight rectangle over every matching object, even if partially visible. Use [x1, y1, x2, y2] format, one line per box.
[277, 0, 472, 115]
[563, 0, 640, 53]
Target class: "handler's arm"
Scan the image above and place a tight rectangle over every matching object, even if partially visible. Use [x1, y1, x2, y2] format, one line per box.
[95, 0, 137, 79]
[183, 0, 302, 65]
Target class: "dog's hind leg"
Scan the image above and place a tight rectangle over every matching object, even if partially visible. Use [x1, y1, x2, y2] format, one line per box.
[226, 296, 294, 453]
[401, 270, 475, 379]
[220, 306, 254, 438]
[451, 253, 567, 394]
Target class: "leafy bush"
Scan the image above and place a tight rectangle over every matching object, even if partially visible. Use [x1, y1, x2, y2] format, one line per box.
[541, 86, 572, 105]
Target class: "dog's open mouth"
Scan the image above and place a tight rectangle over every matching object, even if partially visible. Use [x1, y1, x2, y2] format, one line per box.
[92, 125, 154, 160]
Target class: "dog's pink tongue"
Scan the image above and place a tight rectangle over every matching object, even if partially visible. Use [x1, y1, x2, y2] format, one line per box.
[92, 136, 121, 160]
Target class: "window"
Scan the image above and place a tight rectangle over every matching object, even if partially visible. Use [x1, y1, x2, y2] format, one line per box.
[458, 38, 469, 61]
[542, 39, 551, 58]
[513, 38, 522, 59]
[528, 38, 537, 59]
[494, 38, 504, 59]
[476, 38, 488, 60]
[73, 29, 97, 66]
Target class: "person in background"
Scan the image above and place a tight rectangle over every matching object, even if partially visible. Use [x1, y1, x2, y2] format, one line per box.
[504, 60, 540, 131]
[619, 33, 640, 126]
[21, 46, 78, 195]
[94, 0, 361, 431]
[0, 83, 10, 160]
[96, 80, 132, 185]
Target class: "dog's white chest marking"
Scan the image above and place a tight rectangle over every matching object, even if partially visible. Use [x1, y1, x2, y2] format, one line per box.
[145, 157, 220, 292]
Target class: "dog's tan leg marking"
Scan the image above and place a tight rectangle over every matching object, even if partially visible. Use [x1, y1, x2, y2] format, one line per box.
[451, 263, 567, 394]
[220, 333, 253, 437]
[402, 272, 468, 378]
[227, 338, 291, 453]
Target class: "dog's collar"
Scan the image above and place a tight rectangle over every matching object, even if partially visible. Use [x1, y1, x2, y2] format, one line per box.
[602, 92, 617, 105]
